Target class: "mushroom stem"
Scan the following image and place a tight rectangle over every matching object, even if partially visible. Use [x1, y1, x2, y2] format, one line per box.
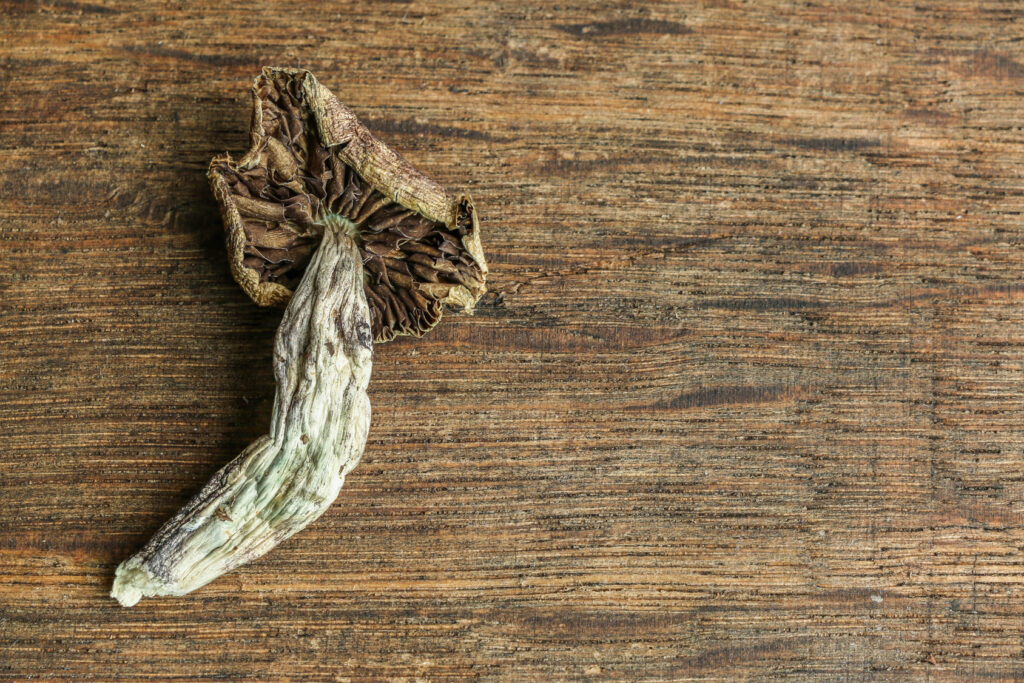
[111, 224, 373, 607]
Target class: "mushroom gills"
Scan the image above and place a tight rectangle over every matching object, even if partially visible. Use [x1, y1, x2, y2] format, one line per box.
[111, 224, 373, 607]
[209, 67, 487, 343]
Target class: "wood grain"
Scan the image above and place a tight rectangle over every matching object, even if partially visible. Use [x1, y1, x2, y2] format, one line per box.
[2, 0, 1024, 680]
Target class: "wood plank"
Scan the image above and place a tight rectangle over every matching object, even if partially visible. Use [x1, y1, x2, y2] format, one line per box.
[2, 0, 1024, 679]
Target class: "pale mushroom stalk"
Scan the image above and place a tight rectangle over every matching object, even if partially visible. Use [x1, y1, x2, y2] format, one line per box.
[111, 220, 372, 607]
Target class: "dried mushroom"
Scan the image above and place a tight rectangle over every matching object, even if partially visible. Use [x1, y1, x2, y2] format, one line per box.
[111, 68, 487, 607]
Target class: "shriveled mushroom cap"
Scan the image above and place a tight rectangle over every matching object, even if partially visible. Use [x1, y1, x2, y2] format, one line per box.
[208, 67, 487, 342]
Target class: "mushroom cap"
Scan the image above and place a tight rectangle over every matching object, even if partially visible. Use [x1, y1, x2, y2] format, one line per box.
[208, 67, 488, 343]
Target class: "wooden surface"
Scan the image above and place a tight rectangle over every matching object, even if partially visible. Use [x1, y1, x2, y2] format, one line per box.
[2, 1, 1024, 680]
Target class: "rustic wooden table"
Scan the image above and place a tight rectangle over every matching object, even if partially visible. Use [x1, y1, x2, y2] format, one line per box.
[3, 1, 1024, 680]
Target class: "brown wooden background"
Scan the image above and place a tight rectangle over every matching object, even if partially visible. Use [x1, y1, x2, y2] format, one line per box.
[3, 0, 1024, 680]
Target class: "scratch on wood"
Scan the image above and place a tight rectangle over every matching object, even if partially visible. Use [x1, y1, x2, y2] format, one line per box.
[556, 19, 693, 37]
